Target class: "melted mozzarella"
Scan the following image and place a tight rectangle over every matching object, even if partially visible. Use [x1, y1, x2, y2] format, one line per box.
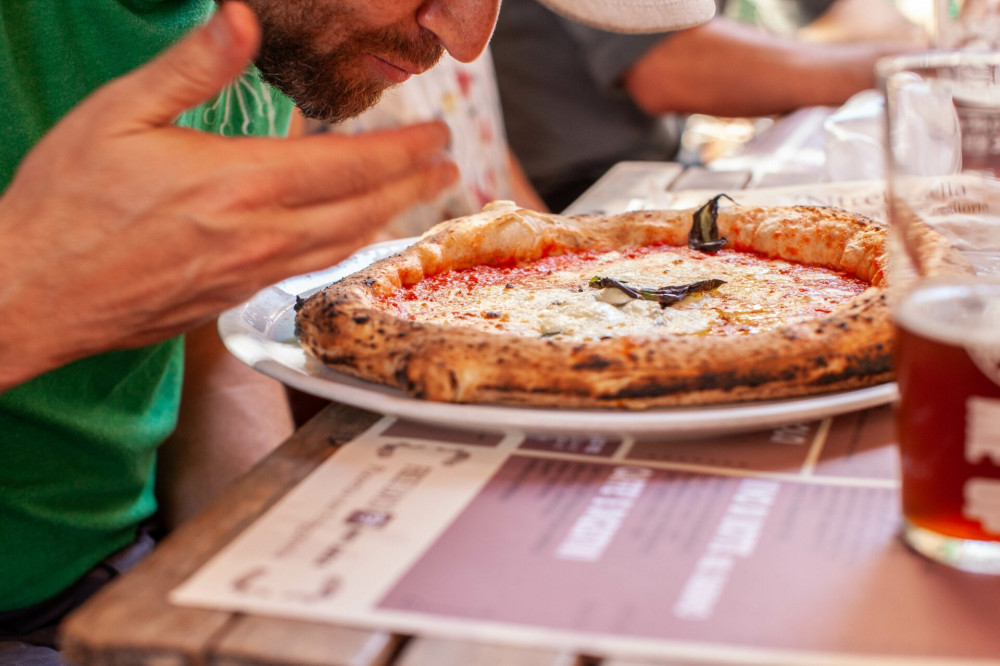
[384, 246, 866, 340]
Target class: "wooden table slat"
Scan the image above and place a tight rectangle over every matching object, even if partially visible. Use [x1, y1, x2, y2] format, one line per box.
[395, 637, 587, 666]
[211, 617, 400, 666]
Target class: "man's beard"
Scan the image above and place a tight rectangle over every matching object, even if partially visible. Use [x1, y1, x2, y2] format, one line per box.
[251, 5, 444, 124]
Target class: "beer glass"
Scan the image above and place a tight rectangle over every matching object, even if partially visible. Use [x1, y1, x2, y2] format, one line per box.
[879, 51, 1000, 573]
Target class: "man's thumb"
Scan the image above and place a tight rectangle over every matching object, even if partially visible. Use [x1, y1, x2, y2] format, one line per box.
[114, 2, 261, 129]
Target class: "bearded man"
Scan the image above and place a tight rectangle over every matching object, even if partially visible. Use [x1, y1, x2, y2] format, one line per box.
[0, 1, 714, 663]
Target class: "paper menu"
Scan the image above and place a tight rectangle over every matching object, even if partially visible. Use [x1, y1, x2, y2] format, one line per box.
[171, 408, 1000, 664]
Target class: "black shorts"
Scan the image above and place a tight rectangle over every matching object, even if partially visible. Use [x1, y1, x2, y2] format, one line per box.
[0, 522, 160, 664]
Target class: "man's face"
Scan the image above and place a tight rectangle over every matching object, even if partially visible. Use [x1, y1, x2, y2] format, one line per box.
[246, 0, 446, 123]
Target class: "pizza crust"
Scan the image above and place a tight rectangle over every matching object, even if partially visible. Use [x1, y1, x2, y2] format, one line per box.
[295, 200, 965, 408]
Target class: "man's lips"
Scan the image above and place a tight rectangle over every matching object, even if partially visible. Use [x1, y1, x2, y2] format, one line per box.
[367, 53, 424, 84]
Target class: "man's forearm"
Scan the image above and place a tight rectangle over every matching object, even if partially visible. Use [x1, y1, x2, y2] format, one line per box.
[0, 242, 87, 391]
[623, 17, 913, 118]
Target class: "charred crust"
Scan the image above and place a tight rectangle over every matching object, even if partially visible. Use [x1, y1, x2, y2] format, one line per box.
[319, 300, 341, 320]
[522, 385, 591, 397]
[811, 354, 892, 385]
[603, 363, 807, 401]
[395, 355, 419, 395]
[319, 352, 355, 365]
[572, 356, 614, 371]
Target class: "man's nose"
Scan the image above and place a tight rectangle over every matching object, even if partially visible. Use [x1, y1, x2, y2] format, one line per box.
[416, 0, 500, 63]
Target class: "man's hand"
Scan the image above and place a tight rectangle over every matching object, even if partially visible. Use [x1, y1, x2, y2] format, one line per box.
[0, 2, 458, 390]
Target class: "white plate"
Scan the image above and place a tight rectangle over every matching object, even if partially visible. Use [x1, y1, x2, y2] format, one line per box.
[218, 238, 899, 439]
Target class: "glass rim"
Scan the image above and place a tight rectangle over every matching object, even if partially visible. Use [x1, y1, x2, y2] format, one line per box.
[876, 49, 1000, 82]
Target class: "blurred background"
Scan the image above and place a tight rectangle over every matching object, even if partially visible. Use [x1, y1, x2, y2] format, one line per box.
[677, 0, 941, 166]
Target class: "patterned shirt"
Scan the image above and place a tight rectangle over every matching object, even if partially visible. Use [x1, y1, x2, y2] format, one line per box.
[317, 51, 514, 237]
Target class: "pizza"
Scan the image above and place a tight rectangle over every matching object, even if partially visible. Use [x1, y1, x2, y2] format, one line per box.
[294, 197, 958, 409]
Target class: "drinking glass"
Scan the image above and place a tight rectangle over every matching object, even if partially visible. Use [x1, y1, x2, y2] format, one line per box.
[879, 50, 1000, 574]
[933, 0, 1000, 49]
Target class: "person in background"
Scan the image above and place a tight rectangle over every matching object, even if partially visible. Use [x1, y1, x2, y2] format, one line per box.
[0, 1, 715, 663]
[491, 0, 927, 212]
[311, 50, 548, 239]
[933, 0, 1000, 48]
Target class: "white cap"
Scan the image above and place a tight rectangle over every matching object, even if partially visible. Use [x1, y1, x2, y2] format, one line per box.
[537, 0, 716, 33]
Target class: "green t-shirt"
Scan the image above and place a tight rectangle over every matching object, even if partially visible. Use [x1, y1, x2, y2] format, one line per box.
[0, 1, 293, 611]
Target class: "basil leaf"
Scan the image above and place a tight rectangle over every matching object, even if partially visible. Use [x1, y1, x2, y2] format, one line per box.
[590, 276, 725, 309]
[589, 276, 639, 299]
[689, 194, 734, 253]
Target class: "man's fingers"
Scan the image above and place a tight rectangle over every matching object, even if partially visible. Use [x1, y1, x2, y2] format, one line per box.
[234, 159, 460, 283]
[244, 122, 456, 207]
[166, 154, 460, 296]
[299, 156, 460, 243]
[97, 2, 260, 131]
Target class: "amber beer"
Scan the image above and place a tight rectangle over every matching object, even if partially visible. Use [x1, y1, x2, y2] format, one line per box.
[894, 280, 1000, 571]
